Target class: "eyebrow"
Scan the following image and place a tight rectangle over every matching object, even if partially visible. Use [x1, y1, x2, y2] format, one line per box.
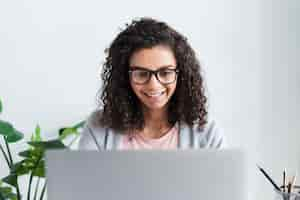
[129, 65, 176, 70]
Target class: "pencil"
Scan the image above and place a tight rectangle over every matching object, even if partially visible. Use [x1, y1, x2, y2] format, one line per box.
[257, 164, 281, 191]
[290, 172, 297, 193]
[288, 181, 292, 193]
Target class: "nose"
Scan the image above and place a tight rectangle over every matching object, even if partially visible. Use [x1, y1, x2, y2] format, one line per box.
[147, 74, 162, 88]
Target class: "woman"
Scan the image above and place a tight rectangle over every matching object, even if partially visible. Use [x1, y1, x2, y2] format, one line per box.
[79, 17, 226, 150]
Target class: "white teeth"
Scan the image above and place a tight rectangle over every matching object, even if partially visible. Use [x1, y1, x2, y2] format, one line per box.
[146, 91, 164, 97]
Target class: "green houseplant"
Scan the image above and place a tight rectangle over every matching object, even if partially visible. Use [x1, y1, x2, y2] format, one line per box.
[0, 98, 85, 200]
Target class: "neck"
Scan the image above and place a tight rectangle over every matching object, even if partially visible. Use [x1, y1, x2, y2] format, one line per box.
[141, 107, 172, 139]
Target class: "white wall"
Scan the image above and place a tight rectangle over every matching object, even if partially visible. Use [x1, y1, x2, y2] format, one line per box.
[258, 0, 300, 198]
[0, 0, 299, 200]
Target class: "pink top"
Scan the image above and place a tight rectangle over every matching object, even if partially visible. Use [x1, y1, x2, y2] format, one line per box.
[120, 123, 179, 150]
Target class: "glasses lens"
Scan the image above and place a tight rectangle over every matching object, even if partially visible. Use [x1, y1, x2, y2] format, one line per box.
[131, 70, 150, 84]
[158, 69, 176, 83]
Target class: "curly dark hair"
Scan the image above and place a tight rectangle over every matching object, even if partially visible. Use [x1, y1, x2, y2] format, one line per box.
[97, 17, 208, 132]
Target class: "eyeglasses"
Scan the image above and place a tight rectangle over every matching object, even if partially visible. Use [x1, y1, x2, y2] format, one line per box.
[128, 67, 179, 85]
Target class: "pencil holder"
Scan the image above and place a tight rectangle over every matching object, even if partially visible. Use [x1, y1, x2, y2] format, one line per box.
[275, 186, 300, 200]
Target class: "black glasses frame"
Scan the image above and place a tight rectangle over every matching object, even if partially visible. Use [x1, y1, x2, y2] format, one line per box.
[128, 67, 179, 85]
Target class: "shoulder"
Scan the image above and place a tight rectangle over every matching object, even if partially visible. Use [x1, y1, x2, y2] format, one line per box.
[180, 119, 227, 149]
[78, 110, 108, 150]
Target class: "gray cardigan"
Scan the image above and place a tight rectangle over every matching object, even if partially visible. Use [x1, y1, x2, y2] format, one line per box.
[78, 111, 226, 150]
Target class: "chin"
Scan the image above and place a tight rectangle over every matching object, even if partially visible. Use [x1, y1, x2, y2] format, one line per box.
[142, 102, 169, 111]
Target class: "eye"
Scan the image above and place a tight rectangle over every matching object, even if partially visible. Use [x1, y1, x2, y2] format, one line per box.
[159, 70, 174, 77]
[134, 70, 149, 77]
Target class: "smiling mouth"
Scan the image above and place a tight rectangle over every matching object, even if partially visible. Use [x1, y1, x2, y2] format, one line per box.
[144, 91, 165, 97]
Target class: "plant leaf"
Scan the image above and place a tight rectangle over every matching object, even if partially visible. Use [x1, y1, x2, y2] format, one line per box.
[0, 186, 12, 193]
[58, 120, 85, 139]
[0, 183, 18, 200]
[0, 120, 24, 142]
[0, 120, 14, 136]
[5, 130, 24, 143]
[72, 120, 85, 129]
[28, 140, 66, 149]
[18, 149, 43, 159]
[4, 193, 18, 200]
[0, 179, 18, 200]
[2, 174, 17, 187]
[18, 150, 32, 158]
[32, 160, 45, 177]
[10, 161, 31, 176]
[9, 157, 46, 178]
[59, 128, 77, 140]
[0, 98, 2, 114]
[31, 125, 42, 142]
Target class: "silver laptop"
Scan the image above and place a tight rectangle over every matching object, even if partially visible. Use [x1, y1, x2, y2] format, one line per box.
[45, 150, 248, 200]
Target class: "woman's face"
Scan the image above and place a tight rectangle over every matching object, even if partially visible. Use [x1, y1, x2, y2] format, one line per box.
[129, 45, 177, 113]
